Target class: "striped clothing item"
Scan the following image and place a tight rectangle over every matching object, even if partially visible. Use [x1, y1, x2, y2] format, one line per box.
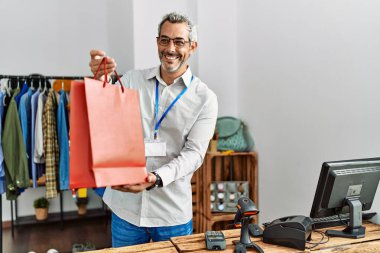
[42, 90, 59, 199]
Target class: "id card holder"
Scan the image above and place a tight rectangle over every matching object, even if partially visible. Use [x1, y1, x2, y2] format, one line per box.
[144, 139, 166, 157]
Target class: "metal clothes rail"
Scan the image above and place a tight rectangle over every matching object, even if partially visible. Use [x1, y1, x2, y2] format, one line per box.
[0, 74, 86, 80]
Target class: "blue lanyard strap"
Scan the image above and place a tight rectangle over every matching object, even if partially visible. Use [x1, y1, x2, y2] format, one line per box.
[154, 75, 194, 139]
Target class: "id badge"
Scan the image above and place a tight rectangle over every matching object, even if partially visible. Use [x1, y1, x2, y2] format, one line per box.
[144, 139, 166, 157]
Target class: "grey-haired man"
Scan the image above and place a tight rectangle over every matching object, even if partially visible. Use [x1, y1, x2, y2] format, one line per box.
[89, 12, 218, 247]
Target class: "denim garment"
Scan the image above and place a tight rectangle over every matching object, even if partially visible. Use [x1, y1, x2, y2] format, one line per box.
[111, 213, 192, 247]
[19, 88, 34, 177]
[30, 90, 40, 187]
[93, 187, 106, 197]
[15, 82, 28, 107]
[57, 90, 69, 190]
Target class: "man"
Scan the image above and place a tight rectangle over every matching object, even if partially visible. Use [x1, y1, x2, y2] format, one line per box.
[89, 12, 218, 247]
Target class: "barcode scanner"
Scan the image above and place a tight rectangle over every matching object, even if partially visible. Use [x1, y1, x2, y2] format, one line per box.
[233, 197, 264, 253]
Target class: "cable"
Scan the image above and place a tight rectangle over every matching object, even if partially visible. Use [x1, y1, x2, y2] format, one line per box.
[306, 230, 329, 249]
[338, 213, 348, 225]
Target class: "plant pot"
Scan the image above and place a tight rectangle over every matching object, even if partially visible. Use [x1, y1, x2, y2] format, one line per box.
[77, 205, 87, 215]
[35, 208, 48, 221]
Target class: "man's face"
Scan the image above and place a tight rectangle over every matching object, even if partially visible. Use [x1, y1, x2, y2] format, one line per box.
[157, 21, 197, 74]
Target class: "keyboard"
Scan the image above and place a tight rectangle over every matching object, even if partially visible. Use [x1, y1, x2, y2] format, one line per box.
[262, 212, 377, 230]
[311, 212, 377, 229]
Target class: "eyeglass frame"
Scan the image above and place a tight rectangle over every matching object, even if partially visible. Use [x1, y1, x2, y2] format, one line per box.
[156, 36, 192, 48]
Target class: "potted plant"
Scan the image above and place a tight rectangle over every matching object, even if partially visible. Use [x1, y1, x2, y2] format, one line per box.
[76, 196, 88, 215]
[34, 197, 49, 221]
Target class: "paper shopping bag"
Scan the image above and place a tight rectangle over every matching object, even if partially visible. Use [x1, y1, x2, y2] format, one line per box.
[70, 68, 146, 189]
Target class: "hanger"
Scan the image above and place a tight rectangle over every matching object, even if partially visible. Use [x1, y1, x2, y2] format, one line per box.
[41, 77, 48, 93]
[3, 79, 12, 106]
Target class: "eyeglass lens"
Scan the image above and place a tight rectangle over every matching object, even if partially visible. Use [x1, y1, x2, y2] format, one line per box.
[157, 36, 188, 48]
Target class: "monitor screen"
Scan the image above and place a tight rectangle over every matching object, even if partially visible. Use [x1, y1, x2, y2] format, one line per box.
[310, 157, 380, 238]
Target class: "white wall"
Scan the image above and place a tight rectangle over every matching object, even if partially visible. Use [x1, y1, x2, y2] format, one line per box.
[237, 0, 380, 223]
[197, 0, 238, 116]
[0, 0, 104, 75]
[106, 0, 135, 73]
[133, 0, 193, 70]
[1, 0, 380, 227]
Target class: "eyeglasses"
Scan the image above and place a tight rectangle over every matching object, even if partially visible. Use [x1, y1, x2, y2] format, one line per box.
[156, 36, 190, 48]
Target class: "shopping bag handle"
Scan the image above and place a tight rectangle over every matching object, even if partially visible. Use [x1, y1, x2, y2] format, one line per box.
[93, 57, 124, 93]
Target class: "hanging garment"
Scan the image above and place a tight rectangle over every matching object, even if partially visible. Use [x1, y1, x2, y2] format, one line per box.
[53, 79, 71, 92]
[34, 92, 47, 164]
[30, 89, 41, 188]
[2, 89, 30, 200]
[19, 88, 35, 177]
[14, 82, 28, 107]
[57, 90, 69, 190]
[0, 91, 6, 194]
[42, 90, 59, 199]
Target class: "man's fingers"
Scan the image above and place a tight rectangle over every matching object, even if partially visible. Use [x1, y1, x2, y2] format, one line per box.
[90, 49, 106, 60]
[111, 182, 153, 193]
[105, 57, 116, 64]
[146, 174, 156, 183]
[90, 60, 117, 79]
[90, 65, 116, 75]
[89, 57, 116, 68]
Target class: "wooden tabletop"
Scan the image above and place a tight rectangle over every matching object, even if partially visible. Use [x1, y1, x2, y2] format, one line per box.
[85, 241, 177, 253]
[171, 222, 380, 252]
[87, 222, 380, 252]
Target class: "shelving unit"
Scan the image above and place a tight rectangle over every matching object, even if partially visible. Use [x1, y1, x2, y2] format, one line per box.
[9, 187, 108, 238]
[193, 152, 258, 232]
[191, 170, 201, 233]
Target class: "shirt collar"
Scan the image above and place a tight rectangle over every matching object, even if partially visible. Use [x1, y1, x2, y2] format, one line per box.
[145, 65, 193, 87]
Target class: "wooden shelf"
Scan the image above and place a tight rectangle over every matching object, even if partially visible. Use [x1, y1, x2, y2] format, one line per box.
[192, 152, 259, 232]
[208, 213, 235, 222]
[206, 151, 257, 157]
[14, 208, 108, 226]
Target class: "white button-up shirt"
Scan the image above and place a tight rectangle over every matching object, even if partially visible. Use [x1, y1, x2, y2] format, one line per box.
[103, 66, 218, 227]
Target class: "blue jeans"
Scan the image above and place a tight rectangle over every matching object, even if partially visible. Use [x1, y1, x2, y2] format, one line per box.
[111, 213, 193, 247]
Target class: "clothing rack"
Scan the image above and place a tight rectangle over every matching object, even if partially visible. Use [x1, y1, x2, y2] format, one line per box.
[0, 74, 86, 253]
[0, 74, 86, 80]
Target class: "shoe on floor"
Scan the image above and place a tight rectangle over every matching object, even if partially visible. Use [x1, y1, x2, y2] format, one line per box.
[72, 243, 84, 253]
[83, 242, 96, 251]
[47, 249, 59, 253]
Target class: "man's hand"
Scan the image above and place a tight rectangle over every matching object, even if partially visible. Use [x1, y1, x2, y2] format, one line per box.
[89, 49, 117, 80]
[111, 173, 157, 193]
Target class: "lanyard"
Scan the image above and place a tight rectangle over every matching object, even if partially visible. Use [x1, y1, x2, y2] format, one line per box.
[154, 75, 194, 139]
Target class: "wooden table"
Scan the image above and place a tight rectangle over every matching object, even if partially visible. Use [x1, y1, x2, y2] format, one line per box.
[88, 222, 380, 252]
[85, 241, 177, 253]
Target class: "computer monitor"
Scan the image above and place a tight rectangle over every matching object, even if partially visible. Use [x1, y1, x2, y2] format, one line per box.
[310, 157, 380, 238]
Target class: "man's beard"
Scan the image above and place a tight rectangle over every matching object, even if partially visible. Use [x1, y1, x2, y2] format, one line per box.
[159, 51, 186, 73]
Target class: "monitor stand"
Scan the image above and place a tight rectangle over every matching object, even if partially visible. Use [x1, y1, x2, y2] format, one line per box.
[325, 197, 366, 239]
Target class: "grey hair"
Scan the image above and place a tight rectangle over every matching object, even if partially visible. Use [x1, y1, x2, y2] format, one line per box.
[158, 12, 197, 42]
